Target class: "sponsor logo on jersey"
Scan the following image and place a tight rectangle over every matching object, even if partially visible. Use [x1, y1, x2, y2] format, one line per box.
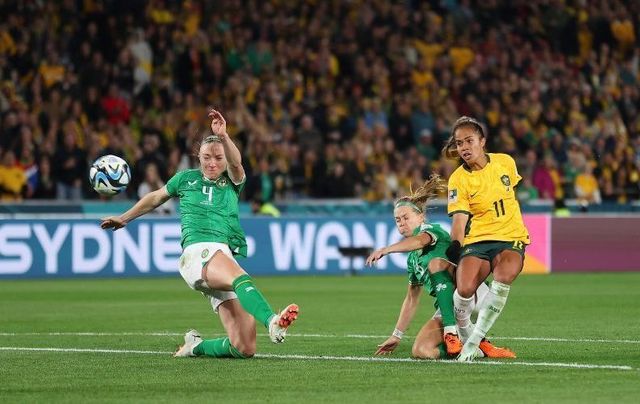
[201, 249, 209, 259]
[448, 189, 458, 203]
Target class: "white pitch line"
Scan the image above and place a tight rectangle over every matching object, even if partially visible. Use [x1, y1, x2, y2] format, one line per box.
[491, 336, 640, 344]
[0, 346, 633, 371]
[256, 353, 635, 371]
[0, 346, 168, 354]
[1, 332, 639, 345]
[0, 332, 183, 337]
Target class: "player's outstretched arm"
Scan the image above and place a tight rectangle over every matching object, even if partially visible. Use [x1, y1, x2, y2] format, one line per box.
[365, 233, 432, 266]
[209, 108, 245, 184]
[101, 187, 171, 230]
[375, 284, 422, 355]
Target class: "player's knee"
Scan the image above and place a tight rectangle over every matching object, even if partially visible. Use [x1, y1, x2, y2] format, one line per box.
[231, 340, 256, 359]
[229, 336, 256, 358]
[456, 283, 475, 298]
[493, 263, 521, 284]
[237, 347, 256, 358]
[411, 344, 439, 360]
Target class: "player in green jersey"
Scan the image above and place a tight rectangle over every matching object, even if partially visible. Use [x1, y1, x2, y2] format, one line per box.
[366, 175, 463, 358]
[101, 109, 298, 359]
[366, 175, 513, 359]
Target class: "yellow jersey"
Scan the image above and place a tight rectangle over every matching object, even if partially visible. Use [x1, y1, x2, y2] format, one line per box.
[447, 153, 530, 245]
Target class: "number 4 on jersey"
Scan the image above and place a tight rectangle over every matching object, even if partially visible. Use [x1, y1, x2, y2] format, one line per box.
[202, 185, 213, 203]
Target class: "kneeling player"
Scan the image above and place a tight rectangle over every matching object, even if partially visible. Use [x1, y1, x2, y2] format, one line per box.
[366, 176, 514, 359]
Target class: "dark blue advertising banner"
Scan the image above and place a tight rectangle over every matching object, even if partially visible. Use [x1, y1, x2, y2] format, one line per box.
[0, 217, 453, 279]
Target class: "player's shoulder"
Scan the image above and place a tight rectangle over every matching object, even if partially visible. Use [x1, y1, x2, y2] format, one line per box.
[167, 169, 201, 190]
[490, 153, 516, 167]
[419, 222, 439, 232]
[182, 169, 202, 177]
[449, 164, 468, 181]
[173, 169, 200, 180]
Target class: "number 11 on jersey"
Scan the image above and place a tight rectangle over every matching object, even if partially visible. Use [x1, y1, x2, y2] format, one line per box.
[493, 199, 505, 217]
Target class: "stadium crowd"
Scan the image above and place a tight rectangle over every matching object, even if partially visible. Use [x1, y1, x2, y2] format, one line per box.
[0, 0, 638, 208]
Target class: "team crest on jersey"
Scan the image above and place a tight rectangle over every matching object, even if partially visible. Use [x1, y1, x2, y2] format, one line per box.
[201, 249, 209, 259]
[448, 189, 458, 203]
[501, 174, 511, 191]
[215, 177, 228, 187]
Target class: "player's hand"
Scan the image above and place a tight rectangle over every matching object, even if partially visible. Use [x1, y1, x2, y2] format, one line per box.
[365, 248, 386, 266]
[101, 216, 126, 231]
[374, 336, 400, 355]
[208, 108, 227, 137]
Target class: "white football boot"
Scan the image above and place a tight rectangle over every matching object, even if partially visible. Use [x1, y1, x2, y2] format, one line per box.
[268, 304, 299, 343]
[173, 329, 203, 357]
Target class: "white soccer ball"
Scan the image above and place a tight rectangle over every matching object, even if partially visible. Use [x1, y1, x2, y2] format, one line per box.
[89, 155, 131, 196]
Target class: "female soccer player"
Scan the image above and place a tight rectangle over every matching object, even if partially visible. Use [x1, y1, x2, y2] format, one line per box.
[443, 116, 528, 361]
[101, 109, 298, 359]
[365, 176, 512, 359]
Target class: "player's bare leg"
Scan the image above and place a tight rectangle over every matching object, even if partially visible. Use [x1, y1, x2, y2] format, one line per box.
[412, 319, 444, 359]
[219, 299, 257, 356]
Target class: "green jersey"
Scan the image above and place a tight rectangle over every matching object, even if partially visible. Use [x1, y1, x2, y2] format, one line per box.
[165, 169, 247, 256]
[406, 222, 451, 296]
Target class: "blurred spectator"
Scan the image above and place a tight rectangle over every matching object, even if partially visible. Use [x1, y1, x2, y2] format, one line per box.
[533, 155, 563, 202]
[323, 162, 356, 198]
[101, 84, 131, 125]
[133, 132, 167, 189]
[516, 176, 540, 203]
[575, 164, 602, 211]
[416, 129, 438, 161]
[297, 114, 323, 154]
[247, 157, 274, 203]
[0, 0, 637, 207]
[0, 150, 26, 201]
[52, 129, 86, 200]
[137, 162, 173, 215]
[32, 155, 56, 199]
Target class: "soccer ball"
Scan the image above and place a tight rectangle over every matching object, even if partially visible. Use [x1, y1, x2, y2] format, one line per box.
[89, 155, 131, 196]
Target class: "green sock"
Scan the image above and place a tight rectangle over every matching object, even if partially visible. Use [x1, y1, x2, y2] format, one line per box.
[232, 274, 275, 328]
[192, 337, 248, 358]
[430, 270, 456, 329]
[437, 343, 447, 359]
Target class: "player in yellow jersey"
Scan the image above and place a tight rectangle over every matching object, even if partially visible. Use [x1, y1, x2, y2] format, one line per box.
[443, 116, 526, 361]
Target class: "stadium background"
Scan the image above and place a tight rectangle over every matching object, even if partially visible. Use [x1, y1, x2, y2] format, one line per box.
[1, 0, 639, 277]
[1, 1, 639, 402]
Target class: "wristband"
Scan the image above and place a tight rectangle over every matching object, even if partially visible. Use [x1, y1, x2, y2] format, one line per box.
[392, 328, 404, 339]
[446, 240, 462, 264]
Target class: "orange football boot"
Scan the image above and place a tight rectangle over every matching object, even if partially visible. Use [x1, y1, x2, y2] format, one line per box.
[479, 339, 516, 358]
[444, 333, 463, 355]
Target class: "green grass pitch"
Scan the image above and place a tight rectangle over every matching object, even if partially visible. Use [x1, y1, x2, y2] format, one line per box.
[1, 273, 639, 403]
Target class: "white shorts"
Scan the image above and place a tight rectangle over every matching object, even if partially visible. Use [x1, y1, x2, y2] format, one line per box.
[178, 242, 238, 313]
